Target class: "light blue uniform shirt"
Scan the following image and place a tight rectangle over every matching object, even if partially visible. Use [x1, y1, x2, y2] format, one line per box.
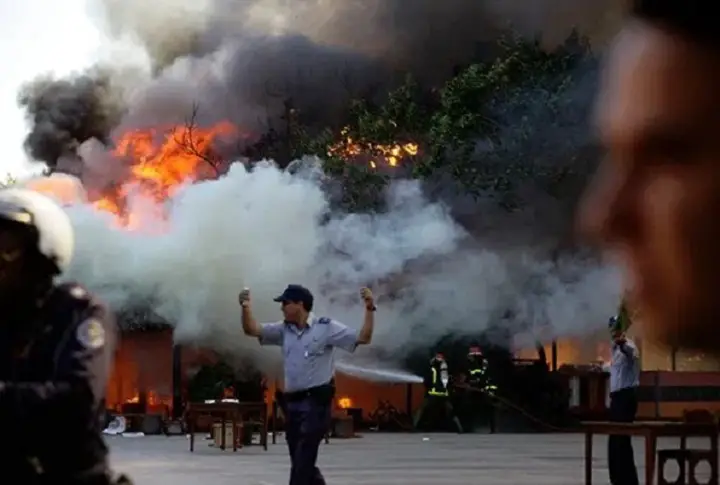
[609, 338, 640, 393]
[259, 313, 359, 392]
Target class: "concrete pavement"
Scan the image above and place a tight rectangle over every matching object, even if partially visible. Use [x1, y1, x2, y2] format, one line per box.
[110, 432, 713, 484]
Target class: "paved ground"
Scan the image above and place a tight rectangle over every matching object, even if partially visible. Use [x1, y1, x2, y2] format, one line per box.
[110, 432, 713, 484]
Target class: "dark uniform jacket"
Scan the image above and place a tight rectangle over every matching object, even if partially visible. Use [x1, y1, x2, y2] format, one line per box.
[424, 360, 451, 397]
[467, 355, 488, 385]
[466, 355, 497, 394]
[0, 282, 117, 483]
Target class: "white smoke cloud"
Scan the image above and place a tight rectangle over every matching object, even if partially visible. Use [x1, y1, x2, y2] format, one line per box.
[22, 160, 621, 377]
[12, 0, 625, 377]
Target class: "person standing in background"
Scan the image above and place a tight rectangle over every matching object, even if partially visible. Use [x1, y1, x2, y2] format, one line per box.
[414, 352, 463, 433]
[606, 314, 640, 485]
[464, 346, 497, 433]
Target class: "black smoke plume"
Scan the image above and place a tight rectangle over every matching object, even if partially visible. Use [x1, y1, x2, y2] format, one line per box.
[17, 0, 623, 173]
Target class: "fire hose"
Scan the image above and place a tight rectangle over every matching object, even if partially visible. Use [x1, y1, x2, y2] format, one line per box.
[455, 383, 569, 432]
[373, 384, 571, 433]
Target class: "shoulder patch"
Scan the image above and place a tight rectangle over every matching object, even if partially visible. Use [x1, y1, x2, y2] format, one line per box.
[76, 318, 106, 349]
[317, 317, 331, 324]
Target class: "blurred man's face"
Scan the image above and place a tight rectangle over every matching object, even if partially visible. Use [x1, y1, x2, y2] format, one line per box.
[580, 22, 720, 350]
[281, 300, 303, 322]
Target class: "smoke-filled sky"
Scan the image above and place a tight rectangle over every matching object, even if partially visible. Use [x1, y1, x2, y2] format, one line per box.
[0, 0, 102, 177]
[9, 0, 628, 375]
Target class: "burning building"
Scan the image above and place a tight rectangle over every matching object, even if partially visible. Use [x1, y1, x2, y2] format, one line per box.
[18, 122, 716, 427]
[15, 0, 718, 431]
[20, 120, 427, 428]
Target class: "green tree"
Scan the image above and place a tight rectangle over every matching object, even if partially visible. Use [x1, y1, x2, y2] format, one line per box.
[295, 31, 594, 212]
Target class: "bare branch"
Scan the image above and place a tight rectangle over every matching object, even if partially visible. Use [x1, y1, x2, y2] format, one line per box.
[171, 102, 223, 176]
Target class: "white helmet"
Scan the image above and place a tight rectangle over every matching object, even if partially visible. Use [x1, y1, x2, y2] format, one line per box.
[0, 188, 74, 275]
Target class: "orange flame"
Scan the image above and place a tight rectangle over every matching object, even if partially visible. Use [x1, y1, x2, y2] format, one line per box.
[328, 127, 419, 169]
[125, 390, 162, 406]
[93, 122, 235, 228]
[337, 396, 353, 409]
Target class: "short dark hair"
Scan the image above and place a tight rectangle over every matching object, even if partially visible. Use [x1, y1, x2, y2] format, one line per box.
[630, 0, 720, 47]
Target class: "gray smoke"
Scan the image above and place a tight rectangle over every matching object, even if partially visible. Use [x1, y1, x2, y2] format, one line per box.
[19, 0, 623, 172]
[14, 0, 626, 373]
[17, 68, 122, 170]
[24, 162, 620, 376]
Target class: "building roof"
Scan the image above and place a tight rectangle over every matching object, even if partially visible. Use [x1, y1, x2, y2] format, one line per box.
[116, 306, 172, 332]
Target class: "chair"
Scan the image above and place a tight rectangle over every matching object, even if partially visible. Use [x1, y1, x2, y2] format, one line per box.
[657, 409, 717, 485]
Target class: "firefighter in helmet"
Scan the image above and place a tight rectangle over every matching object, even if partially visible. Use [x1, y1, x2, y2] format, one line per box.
[413, 351, 463, 433]
[0, 188, 128, 484]
[467, 346, 497, 394]
[464, 345, 497, 433]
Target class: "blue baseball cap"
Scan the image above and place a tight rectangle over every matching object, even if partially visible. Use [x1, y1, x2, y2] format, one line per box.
[273, 284, 314, 305]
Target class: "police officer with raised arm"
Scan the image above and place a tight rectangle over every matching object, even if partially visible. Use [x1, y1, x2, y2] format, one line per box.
[0, 188, 128, 484]
[607, 312, 640, 485]
[239, 284, 376, 485]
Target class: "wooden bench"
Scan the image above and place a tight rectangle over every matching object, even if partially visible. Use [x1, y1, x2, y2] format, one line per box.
[186, 401, 268, 452]
[582, 421, 718, 485]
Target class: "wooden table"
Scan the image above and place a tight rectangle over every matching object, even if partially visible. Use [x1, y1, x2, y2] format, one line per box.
[187, 401, 268, 452]
[582, 421, 718, 485]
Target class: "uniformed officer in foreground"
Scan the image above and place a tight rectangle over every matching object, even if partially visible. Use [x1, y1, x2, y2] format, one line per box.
[240, 284, 375, 485]
[606, 313, 640, 485]
[0, 188, 124, 483]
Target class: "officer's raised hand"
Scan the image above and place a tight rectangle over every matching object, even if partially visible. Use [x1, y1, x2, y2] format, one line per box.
[238, 287, 251, 308]
[239, 287, 262, 337]
[361, 287, 376, 311]
[354, 287, 376, 345]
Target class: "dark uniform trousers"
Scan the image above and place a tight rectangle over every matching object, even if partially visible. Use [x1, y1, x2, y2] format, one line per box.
[608, 387, 639, 485]
[281, 386, 333, 485]
[464, 386, 496, 433]
[414, 365, 462, 433]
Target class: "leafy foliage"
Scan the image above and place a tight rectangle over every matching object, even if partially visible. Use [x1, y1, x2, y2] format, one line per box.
[288, 31, 594, 211]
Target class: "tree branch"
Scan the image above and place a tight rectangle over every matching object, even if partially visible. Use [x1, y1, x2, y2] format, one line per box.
[172, 103, 223, 176]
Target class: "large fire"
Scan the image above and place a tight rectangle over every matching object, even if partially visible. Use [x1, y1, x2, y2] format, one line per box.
[328, 127, 419, 169]
[24, 121, 416, 227]
[93, 122, 235, 228]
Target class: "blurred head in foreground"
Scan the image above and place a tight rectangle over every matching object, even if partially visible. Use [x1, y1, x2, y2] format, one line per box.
[580, 0, 720, 350]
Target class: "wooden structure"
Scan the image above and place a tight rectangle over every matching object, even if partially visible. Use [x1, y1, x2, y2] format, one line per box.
[559, 366, 610, 419]
[187, 401, 268, 452]
[582, 421, 718, 485]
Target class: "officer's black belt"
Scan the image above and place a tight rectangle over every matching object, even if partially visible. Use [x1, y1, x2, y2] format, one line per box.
[284, 380, 335, 403]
